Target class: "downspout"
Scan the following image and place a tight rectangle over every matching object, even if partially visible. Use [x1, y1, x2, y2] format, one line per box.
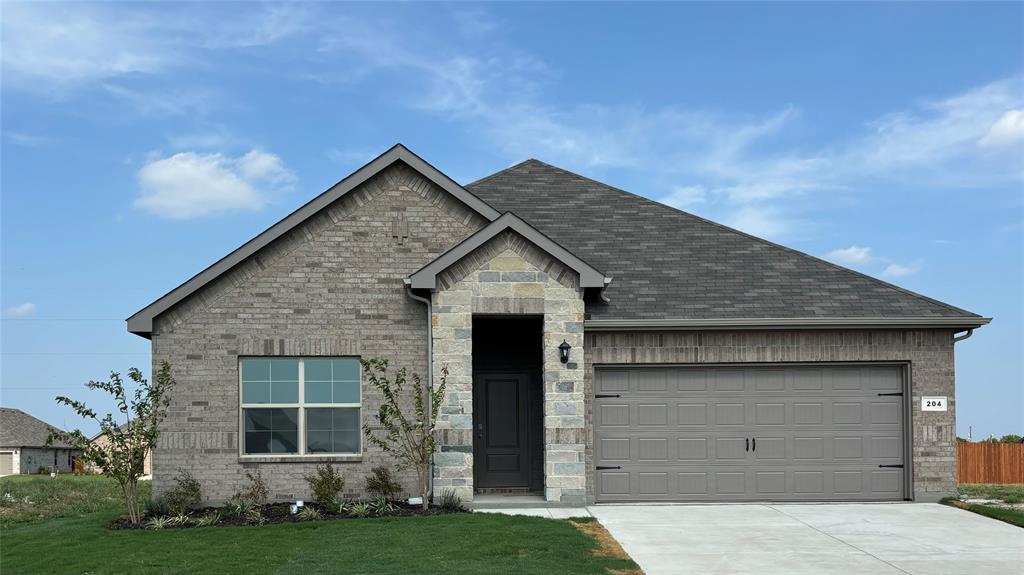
[404, 282, 433, 501]
[953, 329, 974, 343]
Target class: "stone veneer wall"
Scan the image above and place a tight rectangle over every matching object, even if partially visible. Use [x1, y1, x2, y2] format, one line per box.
[149, 163, 487, 503]
[431, 230, 586, 504]
[584, 329, 958, 503]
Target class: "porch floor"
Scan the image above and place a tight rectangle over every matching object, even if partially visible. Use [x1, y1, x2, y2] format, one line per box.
[466, 494, 583, 510]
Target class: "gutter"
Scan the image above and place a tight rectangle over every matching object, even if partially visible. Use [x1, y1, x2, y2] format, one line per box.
[403, 282, 433, 502]
[584, 317, 993, 331]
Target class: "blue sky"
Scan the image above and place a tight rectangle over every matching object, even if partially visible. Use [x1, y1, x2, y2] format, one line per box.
[2, 2, 1021, 439]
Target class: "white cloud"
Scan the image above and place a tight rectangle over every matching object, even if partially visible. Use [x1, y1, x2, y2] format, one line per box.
[5, 132, 54, 148]
[5, 303, 37, 317]
[979, 109, 1024, 149]
[881, 261, 923, 278]
[827, 246, 874, 265]
[660, 186, 707, 209]
[134, 150, 295, 219]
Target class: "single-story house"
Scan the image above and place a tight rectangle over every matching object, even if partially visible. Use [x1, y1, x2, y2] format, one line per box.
[87, 426, 153, 477]
[0, 407, 82, 475]
[128, 144, 989, 505]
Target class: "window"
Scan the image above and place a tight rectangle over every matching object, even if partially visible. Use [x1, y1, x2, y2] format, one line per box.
[240, 357, 361, 456]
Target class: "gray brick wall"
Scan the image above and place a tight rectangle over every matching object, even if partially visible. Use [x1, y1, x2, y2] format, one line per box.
[150, 163, 486, 503]
[584, 329, 958, 503]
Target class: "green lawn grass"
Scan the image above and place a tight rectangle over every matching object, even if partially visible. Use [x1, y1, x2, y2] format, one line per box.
[1, 475, 637, 574]
[1, 474, 150, 525]
[944, 499, 1024, 528]
[957, 483, 1024, 504]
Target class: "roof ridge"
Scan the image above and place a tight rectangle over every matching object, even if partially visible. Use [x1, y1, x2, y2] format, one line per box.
[487, 160, 979, 318]
[464, 158, 539, 188]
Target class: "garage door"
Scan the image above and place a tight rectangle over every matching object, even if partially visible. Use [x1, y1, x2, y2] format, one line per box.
[594, 365, 906, 502]
[0, 452, 14, 475]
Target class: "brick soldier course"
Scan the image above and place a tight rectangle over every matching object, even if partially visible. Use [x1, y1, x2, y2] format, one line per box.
[128, 144, 988, 506]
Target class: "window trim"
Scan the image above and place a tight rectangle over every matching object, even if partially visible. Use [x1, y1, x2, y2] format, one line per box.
[238, 356, 362, 459]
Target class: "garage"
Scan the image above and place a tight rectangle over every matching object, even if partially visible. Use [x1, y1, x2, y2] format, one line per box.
[594, 364, 908, 502]
[0, 452, 14, 475]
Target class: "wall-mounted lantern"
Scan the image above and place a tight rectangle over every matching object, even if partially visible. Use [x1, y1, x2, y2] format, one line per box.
[558, 340, 572, 364]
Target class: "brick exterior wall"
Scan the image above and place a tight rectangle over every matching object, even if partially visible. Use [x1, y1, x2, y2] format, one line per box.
[430, 230, 587, 504]
[150, 164, 487, 503]
[584, 329, 958, 503]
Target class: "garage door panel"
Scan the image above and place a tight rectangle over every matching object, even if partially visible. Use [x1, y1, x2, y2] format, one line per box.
[595, 365, 906, 502]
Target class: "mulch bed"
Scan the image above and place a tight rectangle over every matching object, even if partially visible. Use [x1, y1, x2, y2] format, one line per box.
[110, 501, 467, 530]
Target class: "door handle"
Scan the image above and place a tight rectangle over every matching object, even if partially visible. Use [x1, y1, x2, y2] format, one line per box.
[745, 438, 749, 452]
[596, 466, 622, 470]
[752, 438, 756, 452]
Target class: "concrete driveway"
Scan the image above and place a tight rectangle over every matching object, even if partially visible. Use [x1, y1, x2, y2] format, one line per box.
[589, 503, 1023, 575]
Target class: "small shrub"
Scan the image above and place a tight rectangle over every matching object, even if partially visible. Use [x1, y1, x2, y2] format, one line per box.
[245, 508, 265, 525]
[164, 469, 202, 514]
[348, 502, 372, 518]
[333, 500, 352, 514]
[304, 464, 345, 508]
[241, 470, 269, 506]
[438, 488, 463, 511]
[298, 506, 321, 521]
[167, 512, 191, 526]
[225, 495, 255, 517]
[37, 466, 52, 475]
[145, 495, 171, 517]
[146, 516, 169, 530]
[364, 466, 402, 500]
[368, 496, 397, 516]
[194, 511, 221, 527]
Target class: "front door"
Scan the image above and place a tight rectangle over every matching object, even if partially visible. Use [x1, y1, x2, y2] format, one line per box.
[474, 371, 531, 488]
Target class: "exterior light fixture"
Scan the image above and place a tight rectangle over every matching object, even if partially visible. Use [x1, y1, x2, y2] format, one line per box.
[559, 340, 572, 364]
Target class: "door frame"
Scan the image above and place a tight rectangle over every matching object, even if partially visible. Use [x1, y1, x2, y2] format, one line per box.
[591, 361, 913, 502]
[472, 368, 543, 491]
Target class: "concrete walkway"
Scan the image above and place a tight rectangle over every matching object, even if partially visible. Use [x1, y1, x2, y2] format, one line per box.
[587, 503, 1024, 575]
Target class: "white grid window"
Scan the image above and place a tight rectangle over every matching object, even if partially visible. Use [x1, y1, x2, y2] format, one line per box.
[240, 357, 361, 456]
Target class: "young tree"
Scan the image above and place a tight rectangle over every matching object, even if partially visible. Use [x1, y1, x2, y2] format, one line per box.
[48, 362, 175, 524]
[361, 358, 446, 510]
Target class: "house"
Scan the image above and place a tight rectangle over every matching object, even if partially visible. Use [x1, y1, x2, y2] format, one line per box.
[0, 407, 82, 475]
[86, 427, 153, 477]
[127, 144, 989, 506]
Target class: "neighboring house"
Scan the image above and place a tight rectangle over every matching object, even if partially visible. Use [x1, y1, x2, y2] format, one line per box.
[0, 407, 81, 475]
[87, 427, 153, 476]
[127, 145, 989, 506]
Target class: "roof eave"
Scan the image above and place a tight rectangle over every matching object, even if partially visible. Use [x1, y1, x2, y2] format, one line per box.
[584, 317, 993, 331]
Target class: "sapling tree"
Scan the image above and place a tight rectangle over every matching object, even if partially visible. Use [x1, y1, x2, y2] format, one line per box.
[48, 362, 175, 524]
[361, 358, 447, 510]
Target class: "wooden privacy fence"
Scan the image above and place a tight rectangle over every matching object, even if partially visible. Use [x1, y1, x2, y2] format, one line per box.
[957, 442, 1024, 484]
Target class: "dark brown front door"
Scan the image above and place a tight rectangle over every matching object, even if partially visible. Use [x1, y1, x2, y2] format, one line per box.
[474, 371, 531, 488]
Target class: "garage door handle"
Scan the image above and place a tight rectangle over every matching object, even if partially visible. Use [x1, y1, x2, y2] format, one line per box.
[752, 438, 756, 452]
[877, 392, 904, 396]
[878, 464, 904, 468]
[596, 466, 622, 470]
[595, 394, 621, 398]
[745, 438, 749, 452]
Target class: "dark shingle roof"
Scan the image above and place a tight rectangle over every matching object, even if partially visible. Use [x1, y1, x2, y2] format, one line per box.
[467, 159, 981, 322]
[0, 407, 75, 448]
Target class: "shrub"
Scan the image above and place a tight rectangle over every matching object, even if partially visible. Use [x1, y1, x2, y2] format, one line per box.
[245, 508, 265, 525]
[298, 506, 321, 521]
[146, 516, 169, 530]
[348, 502, 372, 518]
[194, 511, 221, 527]
[145, 495, 171, 517]
[163, 469, 202, 514]
[240, 470, 269, 506]
[364, 466, 402, 500]
[368, 496, 397, 516]
[225, 495, 255, 517]
[167, 512, 191, 526]
[304, 464, 345, 508]
[36, 466, 52, 475]
[438, 488, 463, 511]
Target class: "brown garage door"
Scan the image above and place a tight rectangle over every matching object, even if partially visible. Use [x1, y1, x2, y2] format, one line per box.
[594, 365, 907, 502]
